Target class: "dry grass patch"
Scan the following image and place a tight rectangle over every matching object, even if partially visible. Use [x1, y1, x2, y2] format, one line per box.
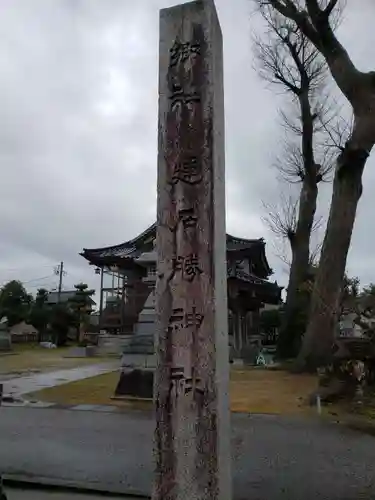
[27, 371, 120, 406]
[0, 344, 116, 377]
[27, 366, 319, 415]
[230, 367, 317, 414]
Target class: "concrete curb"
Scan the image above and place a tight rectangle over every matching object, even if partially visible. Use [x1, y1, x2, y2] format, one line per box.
[3, 474, 150, 498]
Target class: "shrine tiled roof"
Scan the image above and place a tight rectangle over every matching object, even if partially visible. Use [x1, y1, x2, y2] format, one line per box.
[226, 234, 265, 252]
[81, 222, 274, 278]
[81, 223, 265, 260]
[227, 267, 277, 287]
[81, 223, 157, 259]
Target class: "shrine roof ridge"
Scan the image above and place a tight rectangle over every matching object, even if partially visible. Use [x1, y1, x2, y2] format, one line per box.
[81, 222, 266, 258]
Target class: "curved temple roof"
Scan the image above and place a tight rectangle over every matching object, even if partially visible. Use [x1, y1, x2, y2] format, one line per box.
[81, 222, 274, 278]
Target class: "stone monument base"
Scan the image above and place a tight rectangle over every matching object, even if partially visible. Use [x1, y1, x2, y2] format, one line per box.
[114, 368, 154, 400]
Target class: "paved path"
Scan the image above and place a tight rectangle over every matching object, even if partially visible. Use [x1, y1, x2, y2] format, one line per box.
[1, 407, 375, 499]
[1, 363, 118, 398]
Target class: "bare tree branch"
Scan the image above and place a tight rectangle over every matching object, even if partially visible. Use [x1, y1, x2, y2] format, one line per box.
[319, 113, 353, 152]
[268, 208, 323, 269]
[255, 0, 363, 106]
[253, 6, 343, 186]
[272, 238, 292, 269]
[263, 195, 299, 243]
[274, 132, 335, 184]
[262, 194, 322, 244]
[253, 6, 327, 98]
[309, 240, 323, 266]
[324, 0, 339, 18]
[274, 139, 305, 183]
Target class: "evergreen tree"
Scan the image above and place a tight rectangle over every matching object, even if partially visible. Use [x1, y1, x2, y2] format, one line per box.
[68, 283, 95, 343]
[0, 280, 33, 327]
[29, 288, 50, 342]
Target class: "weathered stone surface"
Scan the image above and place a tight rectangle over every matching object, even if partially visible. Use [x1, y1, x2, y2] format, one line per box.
[154, 1, 231, 499]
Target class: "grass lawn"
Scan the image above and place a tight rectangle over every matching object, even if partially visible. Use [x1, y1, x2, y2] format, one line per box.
[0, 344, 116, 377]
[26, 367, 319, 415]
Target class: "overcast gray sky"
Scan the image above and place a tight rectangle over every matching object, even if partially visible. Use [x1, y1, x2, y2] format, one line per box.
[0, 0, 374, 299]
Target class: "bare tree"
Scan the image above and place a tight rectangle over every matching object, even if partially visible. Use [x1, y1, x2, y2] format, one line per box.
[254, 7, 337, 357]
[256, 0, 375, 370]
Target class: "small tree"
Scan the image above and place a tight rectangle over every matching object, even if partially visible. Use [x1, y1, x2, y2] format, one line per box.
[29, 288, 50, 343]
[49, 303, 74, 347]
[68, 283, 95, 343]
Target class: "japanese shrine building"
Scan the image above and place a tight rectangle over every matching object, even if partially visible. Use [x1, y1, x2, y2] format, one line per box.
[80, 223, 282, 352]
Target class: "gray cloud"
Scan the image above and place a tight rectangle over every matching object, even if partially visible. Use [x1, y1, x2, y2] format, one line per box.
[0, 0, 374, 298]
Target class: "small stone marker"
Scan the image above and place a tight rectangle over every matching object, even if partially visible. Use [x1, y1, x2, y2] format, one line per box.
[153, 1, 231, 499]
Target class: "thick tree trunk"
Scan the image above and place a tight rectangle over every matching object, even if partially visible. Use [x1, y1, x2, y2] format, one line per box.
[297, 136, 372, 370]
[277, 178, 317, 358]
[278, 86, 318, 359]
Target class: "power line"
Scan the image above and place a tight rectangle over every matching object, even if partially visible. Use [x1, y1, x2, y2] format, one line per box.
[0, 274, 57, 289]
[24, 275, 55, 285]
[28, 283, 58, 290]
[0, 261, 98, 292]
[0, 263, 56, 274]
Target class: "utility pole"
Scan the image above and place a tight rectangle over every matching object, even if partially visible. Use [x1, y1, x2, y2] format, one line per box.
[56, 261, 64, 303]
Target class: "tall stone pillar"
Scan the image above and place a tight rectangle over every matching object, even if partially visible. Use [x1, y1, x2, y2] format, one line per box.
[153, 1, 231, 500]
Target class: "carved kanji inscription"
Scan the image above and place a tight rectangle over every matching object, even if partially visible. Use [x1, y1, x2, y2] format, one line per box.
[169, 39, 201, 67]
[169, 155, 202, 185]
[169, 366, 204, 401]
[168, 306, 204, 334]
[168, 38, 201, 107]
[173, 254, 202, 282]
